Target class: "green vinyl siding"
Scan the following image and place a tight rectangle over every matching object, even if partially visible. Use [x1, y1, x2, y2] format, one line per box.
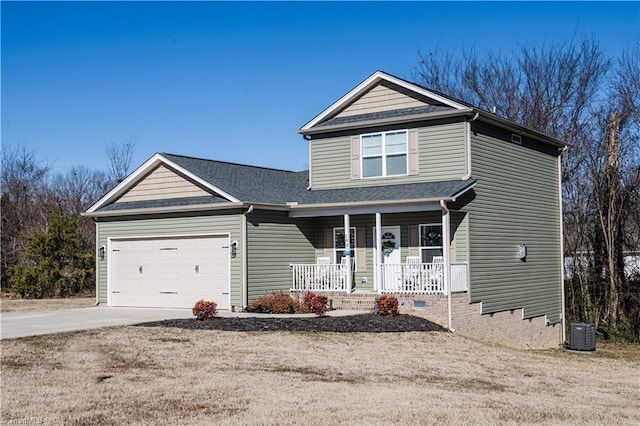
[246, 210, 315, 301]
[96, 211, 243, 307]
[310, 121, 467, 189]
[467, 122, 562, 323]
[313, 211, 467, 291]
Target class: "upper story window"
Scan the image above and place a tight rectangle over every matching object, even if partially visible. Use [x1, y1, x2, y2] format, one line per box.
[361, 130, 407, 178]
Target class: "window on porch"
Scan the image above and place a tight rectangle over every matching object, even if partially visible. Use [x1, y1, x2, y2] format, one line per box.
[334, 227, 356, 267]
[420, 224, 443, 263]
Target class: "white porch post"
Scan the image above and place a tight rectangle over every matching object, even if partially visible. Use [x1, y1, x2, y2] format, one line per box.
[375, 212, 382, 292]
[440, 200, 453, 331]
[344, 213, 352, 292]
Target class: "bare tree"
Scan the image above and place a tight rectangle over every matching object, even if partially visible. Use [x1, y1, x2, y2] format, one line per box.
[1, 145, 52, 287]
[49, 166, 108, 247]
[414, 36, 640, 339]
[105, 137, 136, 187]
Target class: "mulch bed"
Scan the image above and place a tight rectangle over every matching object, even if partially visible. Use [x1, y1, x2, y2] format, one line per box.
[136, 313, 446, 333]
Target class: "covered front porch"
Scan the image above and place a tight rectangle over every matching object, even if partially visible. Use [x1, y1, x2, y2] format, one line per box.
[287, 200, 470, 296]
[290, 260, 468, 294]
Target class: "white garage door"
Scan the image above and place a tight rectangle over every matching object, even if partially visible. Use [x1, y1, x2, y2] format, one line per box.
[109, 235, 230, 309]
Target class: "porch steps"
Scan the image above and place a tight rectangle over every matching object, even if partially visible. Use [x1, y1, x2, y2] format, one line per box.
[329, 292, 379, 312]
[291, 291, 378, 312]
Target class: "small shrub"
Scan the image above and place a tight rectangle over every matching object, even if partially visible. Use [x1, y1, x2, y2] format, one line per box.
[192, 299, 217, 320]
[377, 295, 399, 316]
[303, 292, 328, 317]
[248, 292, 308, 314]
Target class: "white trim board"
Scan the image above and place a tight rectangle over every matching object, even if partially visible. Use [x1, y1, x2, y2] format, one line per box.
[87, 153, 240, 213]
[299, 71, 467, 132]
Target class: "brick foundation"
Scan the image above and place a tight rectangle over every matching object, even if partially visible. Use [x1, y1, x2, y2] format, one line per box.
[290, 291, 563, 349]
[450, 293, 563, 350]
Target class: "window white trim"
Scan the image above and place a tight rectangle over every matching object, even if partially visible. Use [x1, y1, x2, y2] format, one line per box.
[333, 226, 356, 267]
[360, 130, 408, 178]
[419, 223, 443, 262]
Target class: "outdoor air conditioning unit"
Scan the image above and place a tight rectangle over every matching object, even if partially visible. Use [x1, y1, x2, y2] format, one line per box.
[568, 322, 596, 352]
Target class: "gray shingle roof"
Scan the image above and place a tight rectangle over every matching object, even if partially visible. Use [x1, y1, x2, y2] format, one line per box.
[162, 153, 308, 204]
[295, 179, 476, 205]
[163, 153, 474, 206]
[315, 105, 452, 128]
[94, 152, 475, 213]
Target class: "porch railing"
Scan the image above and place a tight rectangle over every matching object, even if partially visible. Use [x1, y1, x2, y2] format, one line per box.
[290, 262, 468, 294]
[290, 263, 349, 292]
[450, 262, 468, 293]
[379, 262, 468, 294]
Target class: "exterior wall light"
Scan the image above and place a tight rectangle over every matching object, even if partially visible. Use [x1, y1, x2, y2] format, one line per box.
[518, 244, 527, 262]
[98, 245, 106, 261]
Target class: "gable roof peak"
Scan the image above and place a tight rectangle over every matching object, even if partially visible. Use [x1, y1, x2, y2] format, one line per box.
[299, 70, 468, 132]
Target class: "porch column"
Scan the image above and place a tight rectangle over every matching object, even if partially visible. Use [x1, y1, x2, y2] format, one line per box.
[441, 200, 453, 331]
[344, 213, 352, 292]
[375, 212, 382, 292]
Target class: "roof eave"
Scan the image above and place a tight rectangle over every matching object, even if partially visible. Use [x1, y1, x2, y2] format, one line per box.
[83, 202, 245, 218]
[83, 201, 296, 218]
[474, 111, 566, 148]
[299, 109, 475, 136]
[85, 153, 242, 214]
[289, 196, 451, 211]
[299, 70, 468, 132]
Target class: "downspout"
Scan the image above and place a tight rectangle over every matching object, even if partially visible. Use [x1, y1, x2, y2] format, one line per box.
[440, 199, 454, 332]
[462, 112, 479, 180]
[242, 205, 254, 309]
[558, 148, 567, 345]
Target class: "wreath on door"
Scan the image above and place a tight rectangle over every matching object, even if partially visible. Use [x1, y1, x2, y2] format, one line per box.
[381, 232, 397, 257]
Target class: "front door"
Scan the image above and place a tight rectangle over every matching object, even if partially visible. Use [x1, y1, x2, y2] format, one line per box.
[373, 226, 401, 290]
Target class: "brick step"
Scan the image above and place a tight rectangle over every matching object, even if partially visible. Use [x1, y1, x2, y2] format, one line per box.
[290, 292, 378, 312]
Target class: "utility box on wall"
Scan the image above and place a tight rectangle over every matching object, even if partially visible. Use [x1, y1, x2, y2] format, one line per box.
[568, 322, 596, 352]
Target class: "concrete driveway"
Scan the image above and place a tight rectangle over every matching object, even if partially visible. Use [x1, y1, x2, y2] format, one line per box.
[0, 306, 192, 339]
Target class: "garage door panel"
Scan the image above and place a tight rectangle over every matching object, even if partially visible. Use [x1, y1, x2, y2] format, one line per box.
[110, 236, 230, 309]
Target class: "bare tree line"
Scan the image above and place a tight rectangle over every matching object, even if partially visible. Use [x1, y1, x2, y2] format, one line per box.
[1, 141, 135, 296]
[415, 36, 640, 340]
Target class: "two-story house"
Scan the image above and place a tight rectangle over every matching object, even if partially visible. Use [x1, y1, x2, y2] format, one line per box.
[85, 71, 565, 348]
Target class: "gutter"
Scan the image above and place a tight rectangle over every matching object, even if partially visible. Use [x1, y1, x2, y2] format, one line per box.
[300, 107, 565, 149]
[473, 111, 566, 148]
[299, 109, 475, 136]
[440, 199, 454, 332]
[83, 201, 290, 218]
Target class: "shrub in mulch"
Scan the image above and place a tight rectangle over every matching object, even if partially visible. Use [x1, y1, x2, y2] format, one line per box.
[192, 299, 217, 320]
[247, 292, 309, 314]
[137, 313, 447, 333]
[303, 292, 328, 317]
[377, 295, 399, 316]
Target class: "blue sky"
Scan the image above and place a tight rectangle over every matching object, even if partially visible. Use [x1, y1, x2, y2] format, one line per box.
[2, 1, 639, 175]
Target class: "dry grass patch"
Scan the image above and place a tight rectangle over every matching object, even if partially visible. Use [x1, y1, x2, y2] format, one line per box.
[1, 327, 639, 425]
[0, 296, 95, 313]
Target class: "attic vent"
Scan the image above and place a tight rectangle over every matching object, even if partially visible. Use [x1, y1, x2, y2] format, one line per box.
[511, 134, 522, 145]
[568, 322, 596, 352]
